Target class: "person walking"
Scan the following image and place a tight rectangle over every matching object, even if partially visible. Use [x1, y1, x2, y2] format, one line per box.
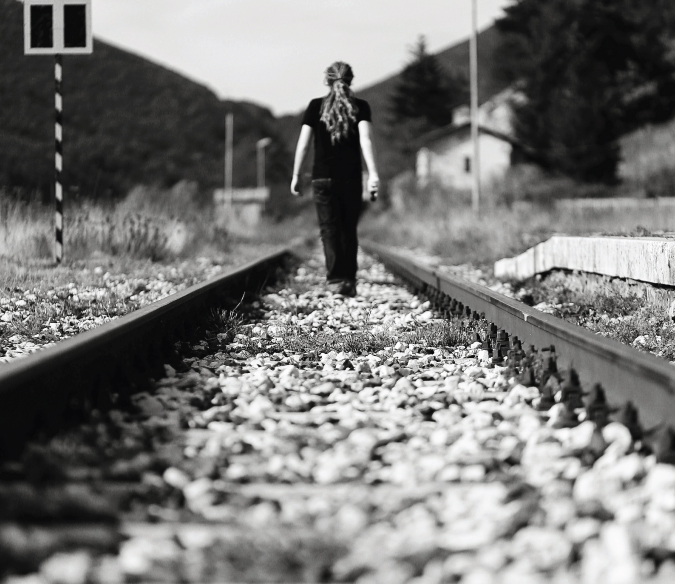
[291, 61, 379, 298]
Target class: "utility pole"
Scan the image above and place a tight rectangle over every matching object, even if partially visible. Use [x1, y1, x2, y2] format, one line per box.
[225, 113, 233, 207]
[470, 0, 481, 213]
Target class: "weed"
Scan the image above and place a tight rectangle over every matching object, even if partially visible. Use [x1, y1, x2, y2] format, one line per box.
[518, 274, 675, 361]
[223, 313, 475, 362]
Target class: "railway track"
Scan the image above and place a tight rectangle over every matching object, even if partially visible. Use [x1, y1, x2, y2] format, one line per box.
[0, 244, 294, 459]
[361, 240, 675, 430]
[1, 242, 675, 583]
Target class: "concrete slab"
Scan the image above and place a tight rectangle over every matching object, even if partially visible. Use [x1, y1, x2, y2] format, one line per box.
[494, 236, 675, 285]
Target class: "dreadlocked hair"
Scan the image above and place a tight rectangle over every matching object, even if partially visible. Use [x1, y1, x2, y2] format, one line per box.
[320, 62, 358, 144]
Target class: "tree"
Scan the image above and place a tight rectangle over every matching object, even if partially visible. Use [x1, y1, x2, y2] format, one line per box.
[389, 36, 466, 131]
[496, 0, 675, 183]
[382, 36, 467, 184]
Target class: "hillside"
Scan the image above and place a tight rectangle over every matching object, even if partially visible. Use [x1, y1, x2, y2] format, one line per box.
[0, 0, 291, 201]
[276, 25, 508, 176]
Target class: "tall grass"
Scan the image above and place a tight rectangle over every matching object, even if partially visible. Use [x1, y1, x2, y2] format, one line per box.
[362, 181, 675, 269]
[619, 117, 675, 197]
[0, 181, 230, 263]
[0, 181, 317, 265]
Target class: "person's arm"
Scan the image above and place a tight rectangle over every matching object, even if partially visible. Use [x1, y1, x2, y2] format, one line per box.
[291, 125, 313, 196]
[358, 120, 379, 198]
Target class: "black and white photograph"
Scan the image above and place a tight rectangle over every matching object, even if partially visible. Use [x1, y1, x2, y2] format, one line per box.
[2, 0, 675, 582]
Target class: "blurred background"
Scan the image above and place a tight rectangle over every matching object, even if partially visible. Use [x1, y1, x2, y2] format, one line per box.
[3, 0, 675, 267]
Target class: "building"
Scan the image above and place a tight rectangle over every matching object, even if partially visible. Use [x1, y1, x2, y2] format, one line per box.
[213, 187, 270, 235]
[416, 88, 529, 189]
[387, 88, 539, 210]
[411, 88, 534, 196]
[415, 122, 536, 193]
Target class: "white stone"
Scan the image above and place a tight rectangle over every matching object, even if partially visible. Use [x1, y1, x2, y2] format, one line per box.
[162, 467, 190, 489]
[645, 464, 675, 496]
[176, 526, 216, 550]
[464, 366, 484, 379]
[509, 526, 572, 571]
[566, 517, 601, 545]
[461, 465, 486, 482]
[574, 469, 608, 503]
[375, 365, 397, 378]
[602, 423, 633, 457]
[183, 478, 214, 509]
[518, 414, 542, 441]
[565, 420, 597, 452]
[603, 452, 644, 483]
[393, 377, 415, 392]
[40, 552, 91, 584]
[444, 376, 460, 391]
[461, 568, 496, 584]
[508, 384, 539, 403]
[334, 504, 369, 538]
[279, 364, 300, 379]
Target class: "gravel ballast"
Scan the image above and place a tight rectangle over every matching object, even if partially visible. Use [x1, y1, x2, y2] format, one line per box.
[0, 245, 281, 363]
[1, 250, 674, 583]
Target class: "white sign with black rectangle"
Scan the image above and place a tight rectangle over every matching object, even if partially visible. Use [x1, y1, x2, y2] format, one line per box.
[24, 0, 93, 55]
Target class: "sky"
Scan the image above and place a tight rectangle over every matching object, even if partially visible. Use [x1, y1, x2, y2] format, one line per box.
[93, 0, 513, 116]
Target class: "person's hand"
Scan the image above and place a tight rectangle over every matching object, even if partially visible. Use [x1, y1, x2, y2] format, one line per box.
[290, 174, 302, 196]
[367, 175, 379, 201]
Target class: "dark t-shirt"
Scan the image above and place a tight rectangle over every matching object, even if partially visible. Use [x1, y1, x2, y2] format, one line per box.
[301, 97, 372, 179]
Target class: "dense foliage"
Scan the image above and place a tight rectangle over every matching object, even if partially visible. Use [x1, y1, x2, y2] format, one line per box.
[388, 36, 466, 131]
[0, 0, 291, 201]
[377, 37, 468, 189]
[496, 0, 675, 183]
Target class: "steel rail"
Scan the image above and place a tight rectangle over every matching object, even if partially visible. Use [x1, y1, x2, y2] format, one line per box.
[362, 239, 675, 428]
[0, 244, 295, 458]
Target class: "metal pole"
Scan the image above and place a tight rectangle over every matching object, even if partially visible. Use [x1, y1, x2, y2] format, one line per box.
[470, 0, 481, 213]
[55, 53, 64, 263]
[225, 113, 233, 206]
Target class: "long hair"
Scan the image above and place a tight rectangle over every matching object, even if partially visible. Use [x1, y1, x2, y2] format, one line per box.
[320, 62, 358, 144]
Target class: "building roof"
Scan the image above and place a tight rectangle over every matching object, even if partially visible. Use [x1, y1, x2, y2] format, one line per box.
[416, 122, 519, 150]
[415, 121, 546, 168]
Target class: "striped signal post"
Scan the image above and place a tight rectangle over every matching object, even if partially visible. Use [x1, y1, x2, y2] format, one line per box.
[55, 53, 63, 263]
[24, 0, 93, 264]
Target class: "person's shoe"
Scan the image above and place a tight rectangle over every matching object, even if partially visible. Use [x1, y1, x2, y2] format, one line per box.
[326, 280, 343, 295]
[338, 280, 357, 297]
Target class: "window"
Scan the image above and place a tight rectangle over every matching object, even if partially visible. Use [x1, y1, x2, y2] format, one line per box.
[30, 5, 53, 48]
[64, 5, 87, 48]
[464, 156, 471, 174]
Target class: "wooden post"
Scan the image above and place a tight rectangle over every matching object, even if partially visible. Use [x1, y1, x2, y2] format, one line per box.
[225, 113, 233, 208]
[256, 137, 272, 188]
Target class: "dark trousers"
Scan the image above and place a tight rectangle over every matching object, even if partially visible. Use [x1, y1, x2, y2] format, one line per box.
[312, 177, 363, 282]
